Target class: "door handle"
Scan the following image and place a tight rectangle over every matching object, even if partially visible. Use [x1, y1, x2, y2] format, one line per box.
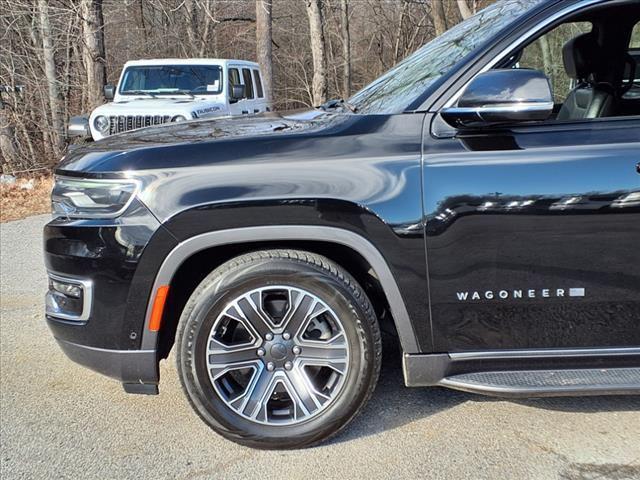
[254, 109, 260, 113]
[636, 162, 640, 174]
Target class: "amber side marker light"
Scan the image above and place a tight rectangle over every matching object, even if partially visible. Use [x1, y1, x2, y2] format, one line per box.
[149, 285, 169, 332]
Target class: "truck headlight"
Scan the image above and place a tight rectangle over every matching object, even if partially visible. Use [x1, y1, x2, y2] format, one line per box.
[171, 115, 187, 122]
[51, 176, 139, 218]
[93, 115, 109, 134]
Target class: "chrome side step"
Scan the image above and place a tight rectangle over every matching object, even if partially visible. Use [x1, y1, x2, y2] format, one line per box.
[439, 368, 640, 398]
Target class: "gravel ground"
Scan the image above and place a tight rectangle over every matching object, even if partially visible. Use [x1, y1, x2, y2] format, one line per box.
[1, 215, 639, 480]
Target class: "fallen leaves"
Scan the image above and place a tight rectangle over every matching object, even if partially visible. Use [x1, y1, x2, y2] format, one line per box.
[0, 174, 53, 222]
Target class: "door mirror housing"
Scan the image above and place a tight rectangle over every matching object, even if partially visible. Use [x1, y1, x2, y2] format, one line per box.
[230, 84, 246, 102]
[103, 84, 115, 100]
[441, 69, 553, 129]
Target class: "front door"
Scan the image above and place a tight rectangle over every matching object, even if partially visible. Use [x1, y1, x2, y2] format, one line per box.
[423, 117, 640, 352]
[228, 66, 249, 116]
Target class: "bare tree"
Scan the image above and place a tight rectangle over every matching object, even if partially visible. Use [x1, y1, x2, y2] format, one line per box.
[37, 0, 65, 157]
[80, 0, 107, 111]
[456, 0, 474, 20]
[185, 0, 200, 55]
[256, 0, 274, 100]
[431, 0, 448, 36]
[0, 100, 17, 169]
[340, 0, 351, 98]
[306, 0, 327, 106]
[1, 0, 497, 173]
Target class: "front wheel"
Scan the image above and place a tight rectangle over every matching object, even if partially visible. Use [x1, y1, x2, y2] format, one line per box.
[176, 250, 382, 449]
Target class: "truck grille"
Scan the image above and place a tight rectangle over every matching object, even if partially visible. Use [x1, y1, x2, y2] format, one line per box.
[108, 115, 171, 135]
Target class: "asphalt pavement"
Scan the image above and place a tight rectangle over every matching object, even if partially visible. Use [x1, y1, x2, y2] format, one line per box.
[1, 215, 639, 480]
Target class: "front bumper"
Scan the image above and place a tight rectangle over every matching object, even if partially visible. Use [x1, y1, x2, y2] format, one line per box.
[56, 338, 158, 394]
[44, 198, 178, 390]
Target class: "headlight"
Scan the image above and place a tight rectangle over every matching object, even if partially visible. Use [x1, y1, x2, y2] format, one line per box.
[51, 176, 139, 218]
[93, 115, 109, 133]
[171, 115, 187, 122]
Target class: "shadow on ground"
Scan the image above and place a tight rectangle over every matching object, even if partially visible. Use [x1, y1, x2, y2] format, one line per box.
[329, 335, 640, 445]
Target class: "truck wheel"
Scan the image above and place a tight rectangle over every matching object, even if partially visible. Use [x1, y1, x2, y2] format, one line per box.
[176, 249, 382, 449]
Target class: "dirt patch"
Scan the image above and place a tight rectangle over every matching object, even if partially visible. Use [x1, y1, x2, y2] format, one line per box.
[561, 462, 640, 480]
[0, 175, 53, 222]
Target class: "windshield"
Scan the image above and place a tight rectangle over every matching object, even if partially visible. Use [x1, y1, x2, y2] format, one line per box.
[349, 0, 545, 114]
[119, 65, 223, 95]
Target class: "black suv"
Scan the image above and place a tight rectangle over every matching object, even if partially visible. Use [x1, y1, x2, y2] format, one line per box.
[45, 0, 640, 449]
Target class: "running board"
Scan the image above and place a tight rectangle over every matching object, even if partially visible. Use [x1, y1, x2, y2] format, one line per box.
[439, 368, 640, 398]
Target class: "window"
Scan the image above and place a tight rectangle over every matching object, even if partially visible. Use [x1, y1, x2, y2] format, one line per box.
[348, 0, 546, 113]
[242, 68, 254, 99]
[630, 22, 640, 49]
[253, 70, 264, 98]
[228, 68, 241, 91]
[516, 22, 592, 103]
[119, 65, 223, 95]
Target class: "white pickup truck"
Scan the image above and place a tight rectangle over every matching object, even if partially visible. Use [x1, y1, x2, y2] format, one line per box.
[69, 58, 270, 141]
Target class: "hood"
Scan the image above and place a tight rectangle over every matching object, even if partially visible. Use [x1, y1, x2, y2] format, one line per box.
[58, 109, 349, 173]
[93, 97, 225, 116]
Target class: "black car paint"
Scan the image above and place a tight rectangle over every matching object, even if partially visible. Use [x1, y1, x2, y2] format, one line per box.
[44, 0, 640, 389]
[50, 111, 430, 352]
[424, 117, 640, 352]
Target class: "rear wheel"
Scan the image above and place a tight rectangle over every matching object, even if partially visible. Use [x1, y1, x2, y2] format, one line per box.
[176, 250, 382, 449]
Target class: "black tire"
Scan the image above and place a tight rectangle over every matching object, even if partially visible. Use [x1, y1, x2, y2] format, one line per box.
[175, 249, 382, 449]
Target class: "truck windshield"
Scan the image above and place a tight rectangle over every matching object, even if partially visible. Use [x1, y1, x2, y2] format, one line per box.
[119, 65, 223, 95]
[348, 0, 545, 114]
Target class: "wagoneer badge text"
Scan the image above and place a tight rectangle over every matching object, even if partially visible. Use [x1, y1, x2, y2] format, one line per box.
[456, 288, 586, 301]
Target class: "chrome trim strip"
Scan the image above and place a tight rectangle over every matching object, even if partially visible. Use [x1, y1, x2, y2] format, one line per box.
[140, 226, 420, 353]
[442, 0, 606, 109]
[442, 102, 554, 114]
[449, 347, 640, 361]
[46, 272, 93, 322]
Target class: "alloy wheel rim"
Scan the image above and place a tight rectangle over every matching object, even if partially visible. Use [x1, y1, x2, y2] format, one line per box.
[206, 285, 350, 426]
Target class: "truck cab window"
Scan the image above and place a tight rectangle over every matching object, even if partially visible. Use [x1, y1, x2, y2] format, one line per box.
[242, 68, 254, 99]
[253, 70, 264, 98]
[228, 68, 241, 98]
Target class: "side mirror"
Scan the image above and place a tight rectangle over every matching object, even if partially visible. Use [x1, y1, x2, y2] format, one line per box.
[441, 69, 553, 129]
[67, 115, 90, 138]
[230, 84, 245, 101]
[103, 84, 115, 100]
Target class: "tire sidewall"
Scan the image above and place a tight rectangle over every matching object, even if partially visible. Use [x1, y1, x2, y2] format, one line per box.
[177, 256, 379, 448]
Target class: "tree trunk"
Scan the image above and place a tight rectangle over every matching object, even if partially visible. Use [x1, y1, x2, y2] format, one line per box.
[256, 0, 274, 101]
[185, 0, 200, 56]
[340, 0, 351, 99]
[80, 0, 106, 112]
[456, 0, 473, 20]
[306, 0, 327, 106]
[199, 0, 214, 57]
[0, 104, 18, 172]
[539, 35, 554, 94]
[431, 0, 447, 36]
[37, 0, 64, 157]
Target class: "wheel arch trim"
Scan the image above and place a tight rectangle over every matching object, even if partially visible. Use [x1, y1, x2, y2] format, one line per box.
[140, 225, 420, 353]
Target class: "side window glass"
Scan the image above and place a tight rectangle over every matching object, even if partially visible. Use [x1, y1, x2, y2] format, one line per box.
[228, 68, 241, 98]
[242, 68, 254, 99]
[630, 22, 640, 49]
[626, 22, 640, 97]
[253, 70, 264, 98]
[516, 22, 592, 103]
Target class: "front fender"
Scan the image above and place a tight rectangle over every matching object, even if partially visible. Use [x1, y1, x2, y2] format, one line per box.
[139, 224, 420, 355]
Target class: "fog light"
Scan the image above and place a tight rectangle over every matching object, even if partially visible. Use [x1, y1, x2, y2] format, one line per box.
[46, 274, 92, 322]
[50, 279, 82, 298]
